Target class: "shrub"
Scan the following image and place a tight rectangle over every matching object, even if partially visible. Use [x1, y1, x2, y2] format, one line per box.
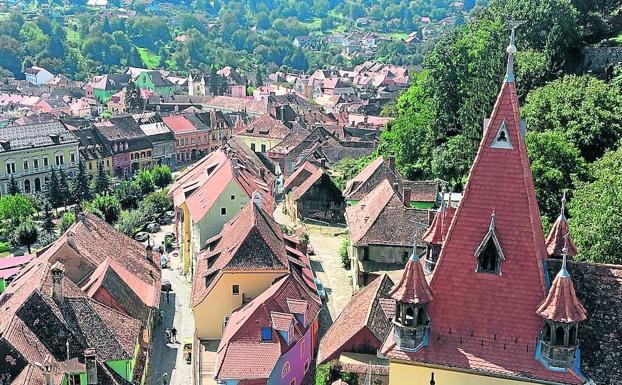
[59, 212, 75, 234]
[315, 362, 339, 385]
[338, 238, 350, 269]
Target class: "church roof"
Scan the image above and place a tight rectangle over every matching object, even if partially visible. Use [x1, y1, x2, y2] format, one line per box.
[546, 214, 578, 259]
[421, 202, 455, 245]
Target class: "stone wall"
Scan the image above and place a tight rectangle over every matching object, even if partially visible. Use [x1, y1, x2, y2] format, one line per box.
[547, 259, 622, 384]
[582, 47, 622, 73]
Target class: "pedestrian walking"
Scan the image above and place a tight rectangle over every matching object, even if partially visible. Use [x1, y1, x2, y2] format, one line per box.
[171, 327, 177, 343]
[165, 328, 171, 342]
[162, 373, 168, 385]
[165, 287, 170, 302]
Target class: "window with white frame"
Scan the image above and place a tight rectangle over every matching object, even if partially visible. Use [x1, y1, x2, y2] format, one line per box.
[6, 161, 16, 174]
[22, 160, 28, 171]
[55, 154, 64, 166]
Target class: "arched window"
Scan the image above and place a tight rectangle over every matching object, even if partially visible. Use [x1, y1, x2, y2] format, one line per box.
[281, 362, 290, 378]
[554, 326, 565, 346]
[416, 307, 426, 326]
[569, 325, 577, 345]
[34, 177, 41, 192]
[405, 306, 414, 327]
[479, 238, 499, 273]
[23, 179, 31, 194]
[543, 323, 551, 341]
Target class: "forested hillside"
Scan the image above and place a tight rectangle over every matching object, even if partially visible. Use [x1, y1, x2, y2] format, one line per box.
[379, 0, 622, 264]
[0, 0, 482, 80]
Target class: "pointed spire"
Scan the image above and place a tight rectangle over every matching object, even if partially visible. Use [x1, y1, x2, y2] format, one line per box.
[537, 237, 587, 323]
[389, 236, 434, 304]
[489, 210, 496, 231]
[545, 191, 578, 259]
[504, 21, 523, 83]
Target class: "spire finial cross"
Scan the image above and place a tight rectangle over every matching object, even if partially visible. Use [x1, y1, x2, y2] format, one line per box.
[505, 20, 524, 83]
[560, 190, 567, 218]
[559, 232, 571, 278]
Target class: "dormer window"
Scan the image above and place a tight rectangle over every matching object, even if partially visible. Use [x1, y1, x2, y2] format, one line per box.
[474, 212, 504, 274]
[261, 327, 272, 341]
[294, 313, 305, 326]
[491, 120, 513, 149]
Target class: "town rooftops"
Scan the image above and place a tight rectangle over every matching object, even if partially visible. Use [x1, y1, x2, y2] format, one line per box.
[73, 126, 113, 161]
[0, 258, 141, 385]
[283, 161, 320, 192]
[24, 66, 49, 75]
[205, 96, 267, 115]
[0, 121, 77, 153]
[192, 202, 293, 307]
[235, 112, 290, 139]
[92, 74, 131, 91]
[318, 274, 394, 364]
[95, 116, 153, 152]
[346, 179, 429, 247]
[343, 155, 399, 201]
[215, 273, 321, 380]
[162, 114, 199, 133]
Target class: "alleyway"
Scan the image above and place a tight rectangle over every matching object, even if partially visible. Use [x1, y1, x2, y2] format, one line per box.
[149, 251, 195, 385]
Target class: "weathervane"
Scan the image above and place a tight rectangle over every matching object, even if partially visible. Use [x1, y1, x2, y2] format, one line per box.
[505, 20, 525, 82]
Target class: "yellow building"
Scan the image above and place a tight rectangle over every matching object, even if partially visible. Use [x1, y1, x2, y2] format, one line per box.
[191, 202, 292, 340]
[233, 112, 290, 153]
[73, 126, 114, 179]
[169, 138, 276, 276]
[379, 34, 589, 385]
[0, 121, 79, 195]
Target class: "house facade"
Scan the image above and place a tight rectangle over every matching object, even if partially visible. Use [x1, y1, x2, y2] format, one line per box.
[94, 117, 153, 177]
[163, 114, 211, 164]
[73, 125, 114, 178]
[234, 112, 290, 153]
[284, 166, 345, 223]
[134, 71, 175, 95]
[0, 121, 79, 195]
[138, 115, 176, 167]
[24, 66, 54, 86]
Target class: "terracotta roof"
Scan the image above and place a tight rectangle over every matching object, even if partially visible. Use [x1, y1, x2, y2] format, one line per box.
[317, 275, 394, 364]
[206, 96, 267, 115]
[291, 168, 326, 201]
[215, 273, 321, 380]
[382, 77, 581, 384]
[235, 113, 290, 139]
[342, 156, 398, 201]
[421, 204, 456, 245]
[537, 261, 587, 323]
[191, 202, 290, 307]
[346, 179, 429, 247]
[389, 253, 433, 304]
[283, 161, 320, 192]
[162, 115, 197, 133]
[546, 214, 578, 259]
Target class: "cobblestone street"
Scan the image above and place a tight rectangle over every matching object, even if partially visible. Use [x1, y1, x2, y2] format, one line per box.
[149, 225, 195, 385]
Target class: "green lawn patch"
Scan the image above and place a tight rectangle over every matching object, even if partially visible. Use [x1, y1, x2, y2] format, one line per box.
[613, 33, 622, 44]
[136, 47, 161, 69]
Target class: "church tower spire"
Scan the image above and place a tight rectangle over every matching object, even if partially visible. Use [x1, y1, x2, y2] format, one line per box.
[546, 191, 578, 259]
[505, 21, 523, 83]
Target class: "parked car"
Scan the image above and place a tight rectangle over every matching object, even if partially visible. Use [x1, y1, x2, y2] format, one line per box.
[313, 278, 327, 301]
[146, 223, 160, 233]
[164, 232, 176, 242]
[165, 210, 175, 219]
[153, 244, 164, 253]
[161, 254, 168, 269]
[158, 216, 171, 225]
[161, 278, 172, 291]
[135, 231, 149, 242]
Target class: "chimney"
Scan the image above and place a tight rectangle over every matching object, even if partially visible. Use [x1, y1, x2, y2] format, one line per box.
[388, 152, 395, 170]
[0, 140, 10, 150]
[85, 348, 98, 384]
[403, 187, 411, 207]
[43, 363, 54, 385]
[51, 262, 65, 303]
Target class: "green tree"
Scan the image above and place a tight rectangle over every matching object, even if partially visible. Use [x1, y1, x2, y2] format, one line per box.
[569, 147, 622, 264]
[115, 180, 142, 210]
[116, 209, 147, 236]
[140, 190, 172, 219]
[59, 212, 75, 234]
[125, 81, 144, 111]
[152, 165, 173, 189]
[0, 194, 36, 229]
[87, 194, 122, 224]
[522, 75, 622, 161]
[72, 160, 91, 202]
[14, 220, 38, 253]
[8, 175, 20, 195]
[525, 131, 587, 221]
[42, 201, 54, 234]
[129, 47, 143, 67]
[136, 169, 155, 195]
[58, 168, 70, 207]
[47, 167, 62, 208]
[95, 161, 110, 194]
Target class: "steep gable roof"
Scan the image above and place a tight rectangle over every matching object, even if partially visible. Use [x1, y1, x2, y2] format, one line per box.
[192, 202, 290, 307]
[215, 273, 321, 380]
[234, 113, 290, 139]
[317, 275, 394, 364]
[346, 179, 429, 247]
[342, 156, 401, 201]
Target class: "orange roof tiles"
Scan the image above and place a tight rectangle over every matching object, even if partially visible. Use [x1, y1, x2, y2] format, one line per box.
[389, 253, 433, 305]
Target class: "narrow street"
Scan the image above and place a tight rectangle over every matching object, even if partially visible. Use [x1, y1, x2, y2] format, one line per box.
[148, 225, 195, 385]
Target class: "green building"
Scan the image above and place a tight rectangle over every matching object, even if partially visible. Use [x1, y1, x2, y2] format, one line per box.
[134, 70, 175, 95]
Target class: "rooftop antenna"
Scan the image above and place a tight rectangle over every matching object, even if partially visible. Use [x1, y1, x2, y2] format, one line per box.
[505, 20, 525, 83]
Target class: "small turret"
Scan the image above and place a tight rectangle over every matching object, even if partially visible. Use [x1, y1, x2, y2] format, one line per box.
[536, 242, 587, 369]
[389, 240, 433, 351]
[545, 192, 578, 259]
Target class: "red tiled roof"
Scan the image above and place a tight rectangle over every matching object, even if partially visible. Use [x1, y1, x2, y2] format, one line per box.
[317, 275, 394, 364]
[292, 168, 325, 201]
[389, 254, 433, 304]
[546, 214, 578, 259]
[421, 205, 456, 245]
[234, 113, 290, 139]
[191, 202, 290, 307]
[215, 274, 321, 380]
[536, 266, 587, 323]
[383, 79, 581, 384]
[162, 115, 197, 133]
[206, 96, 267, 115]
[283, 161, 319, 192]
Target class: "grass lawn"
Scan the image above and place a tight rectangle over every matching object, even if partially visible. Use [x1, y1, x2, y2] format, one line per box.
[137, 47, 161, 69]
[387, 32, 409, 40]
[300, 17, 322, 31]
[613, 33, 622, 44]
